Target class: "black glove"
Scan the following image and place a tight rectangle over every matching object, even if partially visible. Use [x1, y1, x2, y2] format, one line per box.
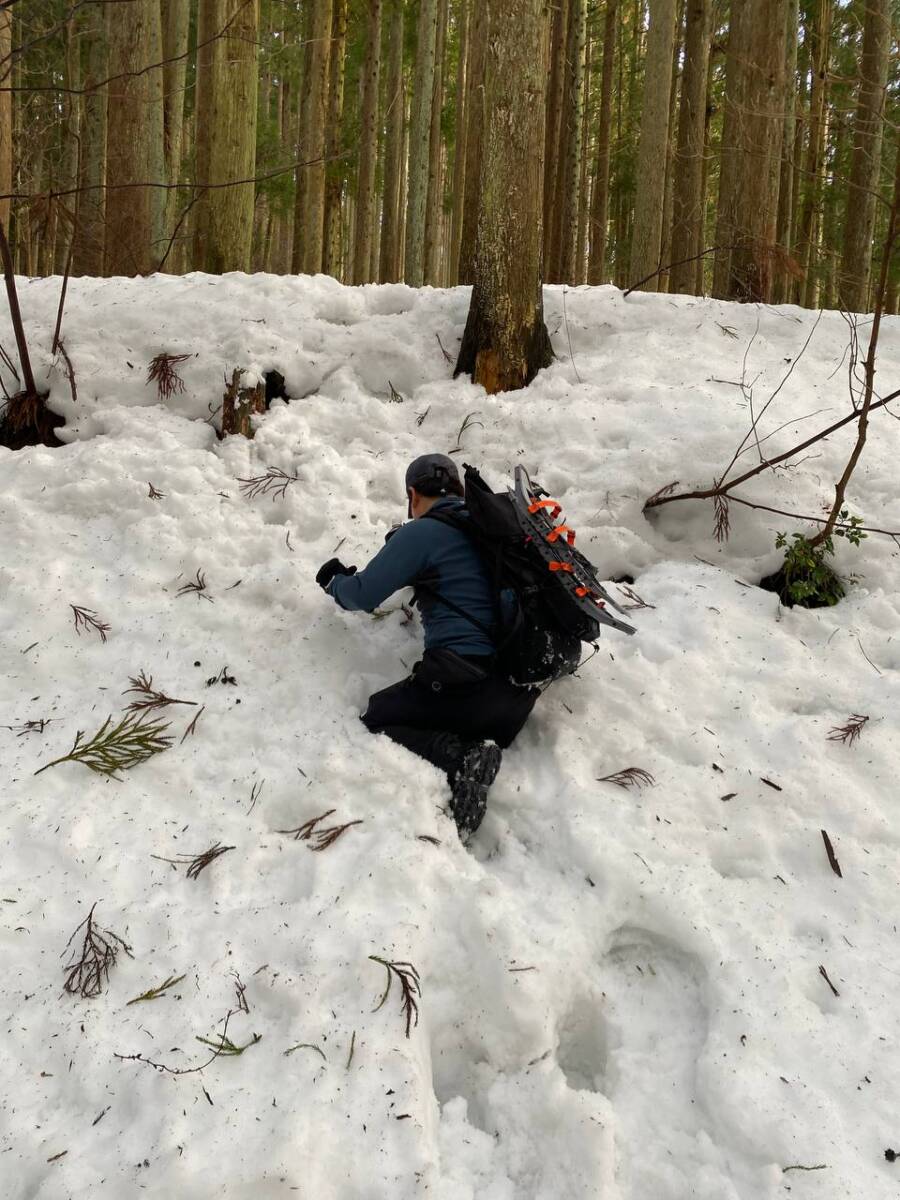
[316, 558, 357, 590]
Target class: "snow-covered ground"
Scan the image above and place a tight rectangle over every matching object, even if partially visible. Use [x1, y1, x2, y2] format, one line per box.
[2, 273, 899, 1200]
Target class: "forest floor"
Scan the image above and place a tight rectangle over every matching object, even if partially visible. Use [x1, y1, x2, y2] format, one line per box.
[2, 274, 899, 1200]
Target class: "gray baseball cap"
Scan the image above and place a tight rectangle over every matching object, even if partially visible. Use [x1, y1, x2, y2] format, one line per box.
[404, 453, 460, 517]
[404, 453, 460, 494]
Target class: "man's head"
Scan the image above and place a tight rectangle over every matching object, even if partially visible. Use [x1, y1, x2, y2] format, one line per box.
[405, 453, 463, 519]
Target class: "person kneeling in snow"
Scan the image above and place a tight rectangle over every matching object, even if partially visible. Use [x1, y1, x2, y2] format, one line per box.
[316, 454, 538, 840]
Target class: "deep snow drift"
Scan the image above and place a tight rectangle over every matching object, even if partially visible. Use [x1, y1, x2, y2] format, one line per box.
[1, 273, 899, 1200]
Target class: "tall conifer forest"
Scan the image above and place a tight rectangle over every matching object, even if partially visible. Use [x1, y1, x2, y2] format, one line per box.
[4, 0, 899, 313]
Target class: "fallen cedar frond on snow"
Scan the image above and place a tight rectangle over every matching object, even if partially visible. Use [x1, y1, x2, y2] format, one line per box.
[123, 669, 197, 714]
[146, 352, 190, 400]
[70, 604, 110, 643]
[62, 903, 133, 999]
[126, 973, 186, 1005]
[596, 767, 655, 790]
[35, 712, 174, 778]
[277, 809, 363, 851]
[827, 713, 869, 746]
[152, 842, 236, 880]
[176, 568, 213, 601]
[369, 956, 421, 1039]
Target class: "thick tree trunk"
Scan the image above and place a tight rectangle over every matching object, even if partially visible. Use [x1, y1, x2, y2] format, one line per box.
[449, 0, 470, 283]
[323, 0, 348, 277]
[714, 0, 788, 301]
[424, 0, 449, 284]
[457, 0, 487, 284]
[194, 0, 259, 273]
[351, 0, 383, 282]
[839, 0, 890, 312]
[694, 43, 716, 293]
[575, 26, 592, 285]
[772, 0, 800, 302]
[543, 0, 568, 278]
[658, 0, 684, 291]
[379, 0, 405, 282]
[404, 0, 438, 284]
[72, 12, 108, 276]
[162, 0, 190, 271]
[669, 0, 710, 294]
[0, 12, 10, 233]
[105, 2, 165, 276]
[629, 0, 677, 290]
[455, 0, 553, 393]
[561, 0, 587, 282]
[588, 0, 617, 284]
[794, 0, 832, 305]
[293, 0, 332, 274]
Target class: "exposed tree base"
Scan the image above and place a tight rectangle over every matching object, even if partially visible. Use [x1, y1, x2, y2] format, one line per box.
[758, 565, 845, 609]
[454, 306, 554, 394]
[221, 369, 265, 438]
[0, 390, 63, 450]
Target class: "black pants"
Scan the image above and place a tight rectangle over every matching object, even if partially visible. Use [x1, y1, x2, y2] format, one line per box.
[361, 648, 539, 775]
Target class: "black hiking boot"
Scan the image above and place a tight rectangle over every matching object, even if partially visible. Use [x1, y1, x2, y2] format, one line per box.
[449, 741, 502, 842]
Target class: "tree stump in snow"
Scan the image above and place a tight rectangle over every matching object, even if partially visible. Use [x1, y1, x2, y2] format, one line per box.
[221, 369, 265, 438]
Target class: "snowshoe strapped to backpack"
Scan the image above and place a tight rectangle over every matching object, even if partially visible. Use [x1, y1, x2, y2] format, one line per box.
[422, 464, 635, 687]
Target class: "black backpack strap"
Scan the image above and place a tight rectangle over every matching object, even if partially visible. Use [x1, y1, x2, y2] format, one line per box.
[416, 508, 498, 642]
[413, 578, 496, 640]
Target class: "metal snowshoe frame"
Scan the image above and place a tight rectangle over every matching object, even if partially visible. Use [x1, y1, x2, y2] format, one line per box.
[509, 466, 636, 638]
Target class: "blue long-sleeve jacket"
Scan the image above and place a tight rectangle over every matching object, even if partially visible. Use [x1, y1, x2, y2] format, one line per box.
[327, 497, 496, 655]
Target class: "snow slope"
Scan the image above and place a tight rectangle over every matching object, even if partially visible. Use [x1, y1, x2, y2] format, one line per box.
[1, 274, 899, 1200]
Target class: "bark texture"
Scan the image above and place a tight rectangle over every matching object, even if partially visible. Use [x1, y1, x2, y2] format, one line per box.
[105, 2, 165, 276]
[405, 0, 439, 285]
[352, 0, 383, 283]
[455, 0, 553, 394]
[457, 0, 487, 284]
[293, 0, 332, 273]
[195, 0, 260, 273]
[323, 0, 349, 277]
[795, 0, 833, 305]
[839, 0, 891, 312]
[449, 0, 470, 283]
[714, 0, 788, 301]
[379, 0, 405, 282]
[588, 0, 617, 284]
[425, 0, 449, 283]
[162, 0, 190, 270]
[669, 0, 711, 293]
[73, 12, 108, 275]
[629, 0, 678, 290]
[561, 0, 587, 282]
[0, 13, 9, 232]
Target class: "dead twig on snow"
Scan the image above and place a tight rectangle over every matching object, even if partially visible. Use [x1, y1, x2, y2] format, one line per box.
[827, 714, 869, 746]
[177, 569, 213, 601]
[152, 842, 235, 880]
[70, 604, 110, 643]
[277, 809, 363, 851]
[237, 467, 298, 501]
[147, 352, 190, 400]
[597, 767, 655, 790]
[62, 903, 133, 998]
[821, 830, 842, 878]
[123, 670, 197, 714]
[369, 956, 421, 1039]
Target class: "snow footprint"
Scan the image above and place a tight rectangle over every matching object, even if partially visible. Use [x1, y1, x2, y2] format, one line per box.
[558, 925, 745, 1200]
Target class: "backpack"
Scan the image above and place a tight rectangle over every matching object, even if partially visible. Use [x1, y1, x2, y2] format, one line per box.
[422, 463, 636, 687]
